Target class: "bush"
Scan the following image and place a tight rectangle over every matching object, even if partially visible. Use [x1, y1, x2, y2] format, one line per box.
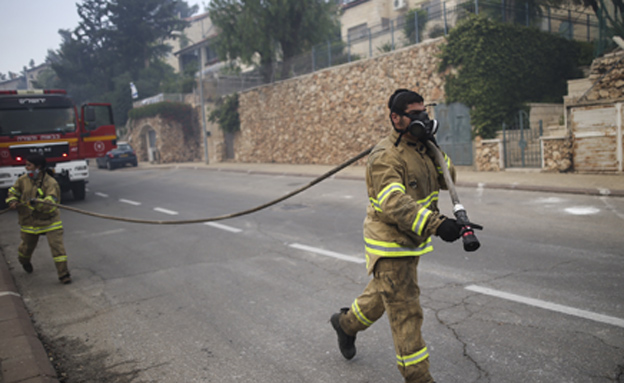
[209, 93, 240, 134]
[128, 101, 197, 140]
[439, 15, 585, 138]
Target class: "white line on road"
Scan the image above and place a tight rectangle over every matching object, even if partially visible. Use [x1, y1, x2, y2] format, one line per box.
[289, 243, 365, 264]
[83, 228, 126, 238]
[154, 207, 179, 215]
[119, 198, 142, 206]
[95, 192, 109, 198]
[465, 285, 624, 328]
[204, 222, 242, 233]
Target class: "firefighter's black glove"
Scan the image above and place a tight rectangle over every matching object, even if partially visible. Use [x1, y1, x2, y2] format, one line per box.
[436, 218, 462, 242]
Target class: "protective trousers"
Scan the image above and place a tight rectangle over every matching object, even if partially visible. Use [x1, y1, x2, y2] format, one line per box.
[18, 229, 69, 278]
[339, 257, 434, 383]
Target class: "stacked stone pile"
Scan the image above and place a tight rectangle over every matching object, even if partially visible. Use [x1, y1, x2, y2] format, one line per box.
[474, 136, 501, 171]
[542, 135, 573, 172]
[582, 50, 624, 102]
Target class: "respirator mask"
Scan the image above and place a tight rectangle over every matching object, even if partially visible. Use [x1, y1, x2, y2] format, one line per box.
[27, 169, 40, 179]
[402, 110, 439, 140]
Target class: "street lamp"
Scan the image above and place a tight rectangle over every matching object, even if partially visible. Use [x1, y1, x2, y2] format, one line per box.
[172, 31, 209, 164]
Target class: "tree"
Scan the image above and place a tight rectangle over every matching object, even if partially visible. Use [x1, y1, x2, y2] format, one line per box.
[48, 0, 193, 126]
[208, 0, 339, 81]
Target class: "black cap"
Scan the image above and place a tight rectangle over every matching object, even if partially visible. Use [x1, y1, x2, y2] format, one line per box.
[26, 154, 46, 169]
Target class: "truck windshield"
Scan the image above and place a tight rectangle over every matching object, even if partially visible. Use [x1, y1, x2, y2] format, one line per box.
[0, 107, 76, 136]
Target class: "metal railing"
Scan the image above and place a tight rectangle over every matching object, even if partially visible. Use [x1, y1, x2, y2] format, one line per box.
[206, 0, 603, 98]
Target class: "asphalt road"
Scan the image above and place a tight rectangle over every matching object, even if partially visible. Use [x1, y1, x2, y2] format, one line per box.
[1, 166, 623, 383]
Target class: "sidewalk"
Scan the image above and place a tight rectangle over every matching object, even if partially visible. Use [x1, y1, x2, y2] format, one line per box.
[1, 162, 623, 383]
[148, 161, 624, 197]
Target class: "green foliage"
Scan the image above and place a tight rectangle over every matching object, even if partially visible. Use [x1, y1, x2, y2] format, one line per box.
[48, 0, 193, 126]
[378, 43, 394, 53]
[209, 93, 240, 134]
[208, 0, 339, 81]
[439, 15, 585, 138]
[128, 101, 197, 139]
[403, 8, 428, 44]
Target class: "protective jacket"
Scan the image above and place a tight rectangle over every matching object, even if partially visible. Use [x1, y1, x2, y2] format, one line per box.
[5, 171, 63, 234]
[363, 130, 455, 274]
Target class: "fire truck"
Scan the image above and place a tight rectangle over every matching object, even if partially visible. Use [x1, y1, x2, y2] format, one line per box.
[0, 89, 117, 207]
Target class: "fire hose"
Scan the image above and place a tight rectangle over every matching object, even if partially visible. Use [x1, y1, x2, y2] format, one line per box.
[1, 143, 481, 251]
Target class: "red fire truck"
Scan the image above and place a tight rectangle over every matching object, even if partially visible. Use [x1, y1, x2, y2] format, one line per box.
[0, 89, 117, 207]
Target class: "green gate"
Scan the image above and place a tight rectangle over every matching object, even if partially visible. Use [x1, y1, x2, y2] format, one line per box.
[434, 103, 473, 166]
[502, 110, 543, 168]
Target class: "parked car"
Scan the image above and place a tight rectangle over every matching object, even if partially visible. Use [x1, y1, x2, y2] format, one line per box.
[96, 142, 138, 170]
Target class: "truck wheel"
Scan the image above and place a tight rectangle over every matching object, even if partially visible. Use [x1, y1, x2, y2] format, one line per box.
[0, 188, 8, 209]
[71, 181, 86, 201]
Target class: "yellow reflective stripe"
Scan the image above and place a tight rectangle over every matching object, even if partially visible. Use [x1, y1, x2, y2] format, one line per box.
[397, 346, 429, 367]
[416, 191, 438, 209]
[43, 196, 57, 203]
[351, 299, 374, 327]
[369, 197, 382, 212]
[436, 153, 451, 174]
[18, 252, 28, 259]
[377, 183, 405, 206]
[42, 196, 58, 213]
[364, 237, 433, 257]
[6, 196, 18, 203]
[21, 221, 63, 234]
[37, 188, 44, 197]
[53, 255, 68, 263]
[9, 187, 21, 197]
[411, 207, 432, 236]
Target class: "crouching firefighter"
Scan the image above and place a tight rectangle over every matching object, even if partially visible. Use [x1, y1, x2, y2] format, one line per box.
[5, 154, 72, 284]
[330, 89, 463, 383]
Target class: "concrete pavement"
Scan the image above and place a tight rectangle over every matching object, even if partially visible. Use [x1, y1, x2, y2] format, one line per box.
[1, 161, 623, 382]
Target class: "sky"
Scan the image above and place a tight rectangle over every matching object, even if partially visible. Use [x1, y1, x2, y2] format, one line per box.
[0, 0, 206, 76]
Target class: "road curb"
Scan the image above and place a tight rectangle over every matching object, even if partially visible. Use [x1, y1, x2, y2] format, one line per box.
[0, 252, 59, 383]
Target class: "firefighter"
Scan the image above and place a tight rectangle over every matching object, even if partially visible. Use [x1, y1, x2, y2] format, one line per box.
[5, 154, 71, 284]
[330, 89, 462, 383]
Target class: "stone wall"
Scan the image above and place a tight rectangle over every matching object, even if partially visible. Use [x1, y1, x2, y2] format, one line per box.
[235, 38, 448, 165]
[541, 135, 573, 172]
[126, 115, 201, 164]
[474, 137, 503, 171]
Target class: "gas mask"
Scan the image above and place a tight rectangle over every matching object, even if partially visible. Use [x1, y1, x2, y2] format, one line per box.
[403, 111, 439, 140]
[27, 169, 40, 179]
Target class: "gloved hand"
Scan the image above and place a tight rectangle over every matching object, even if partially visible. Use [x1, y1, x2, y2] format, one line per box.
[436, 218, 462, 242]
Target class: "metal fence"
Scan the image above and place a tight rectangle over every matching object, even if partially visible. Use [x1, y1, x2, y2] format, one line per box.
[207, 0, 604, 98]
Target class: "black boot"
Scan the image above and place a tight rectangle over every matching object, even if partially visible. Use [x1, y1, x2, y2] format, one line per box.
[330, 307, 356, 360]
[22, 262, 33, 273]
[59, 272, 72, 284]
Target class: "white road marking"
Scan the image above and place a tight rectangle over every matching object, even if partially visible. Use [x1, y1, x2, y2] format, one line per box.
[83, 229, 126, 238]
[95, 192, 109, 198]
[465, 285, 624, 328]
[0, 291, 21, 298]
[204, 222, 243, 233]
[289, 243, 365, 264]
[600, 196, 624, 220]
[119, 198, 141, 206]
[154, 207, 178, 215]
[564, 206, 600, 215]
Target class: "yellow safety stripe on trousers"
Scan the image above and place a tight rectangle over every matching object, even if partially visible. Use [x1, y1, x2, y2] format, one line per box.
[364, 237, 433, 258]
[53, 255, 68, 263]
[20, 221, 63, 235]
[436, 153, 451, 174]
[397, 347, 429, 367]
[351, 299, 374, 327]
[8, 187, 21, 197]
[18, 252, 28, 259]
[411, 207, 432, 236]
[416, 191, 438, 209]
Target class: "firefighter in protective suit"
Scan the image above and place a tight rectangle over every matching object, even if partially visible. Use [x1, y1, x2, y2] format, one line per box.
[5, 154, 71, 284]
[330, 90, 462, 383]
